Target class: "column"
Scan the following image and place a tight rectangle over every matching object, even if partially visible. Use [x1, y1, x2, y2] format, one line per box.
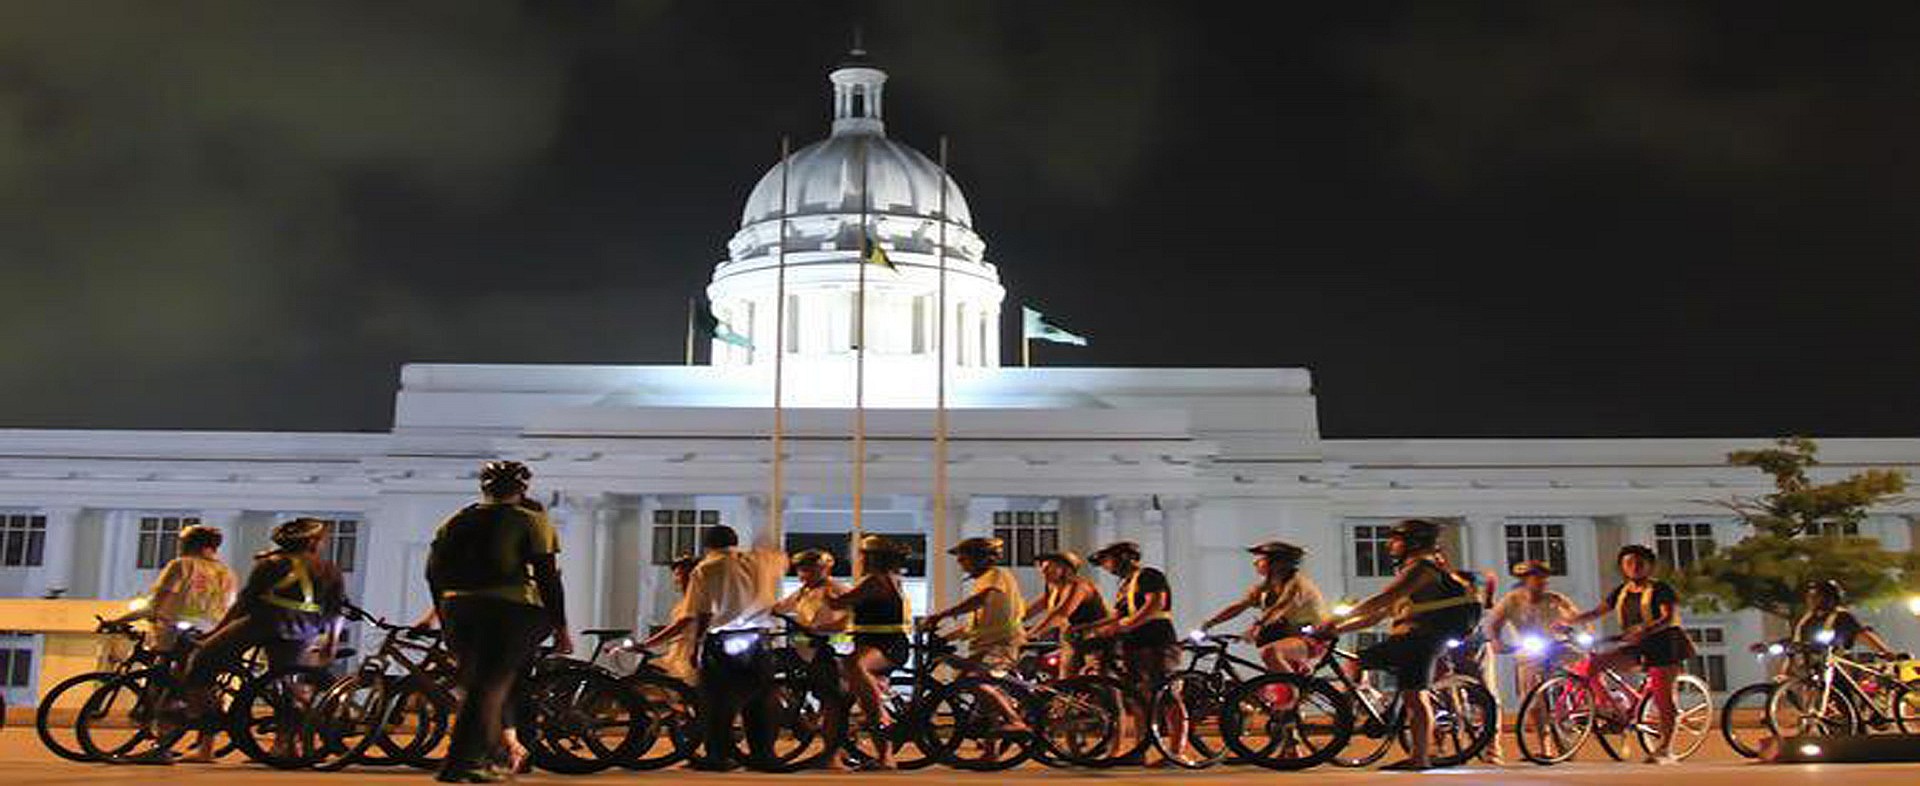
[932, 495, 974, 606]
[38, 507, 82, 598]
[1159, 497, 1200, 629]
[556, 494, 602, 632]
[1099, 497, 1151, 595]
[1461, 514, 1505, 577]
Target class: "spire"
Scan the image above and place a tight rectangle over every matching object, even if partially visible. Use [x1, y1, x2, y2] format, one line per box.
[829, 37, 886, 136]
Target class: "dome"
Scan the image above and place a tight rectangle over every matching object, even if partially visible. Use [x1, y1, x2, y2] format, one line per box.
[739, 134, 974, 230]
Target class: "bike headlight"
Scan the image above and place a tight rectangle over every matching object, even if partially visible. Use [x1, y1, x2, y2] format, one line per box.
[126, 597, 149, 612]
[1331, 602, 1355, 617]
[618, 637, 635, 649]
[1575, 632, 1596, 648]
[1815, 629, 1836, 645]
[1767, 643, 1786, 657]
[721, 633, 757, 656]
[1906, 596, 1920, 616]
[1520, 635, 1547, 657]
[1188, 629, 1207, 643]
[1444, 638, 1462, 650]
[174, 621, 194, 631]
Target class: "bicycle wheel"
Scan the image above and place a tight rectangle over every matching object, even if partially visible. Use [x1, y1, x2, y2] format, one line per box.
[517, 667, 645, 774]
[1720, 682, 1774, 759]
[1634, 674, 1712, 759]
[74, 670, 163, 761]
[1767, 677, 1857, 738]
[619, 673, 699, 770]
[1148, 670, 1226, 768]
[921, 675, 1034, 771]
[305, 672, 395, 771]
[1415, 675, 1497, 767]
[1893, 683, 1920, 734]
[1330, 681, 1395, 767]
[1515, 674, 1595, 765]
[36, 671, 116, 762]
[1220, 673, 1352, 771]
[227, 665, 336, 768]
[1033, 674, 1124, 767]
[749, 671, 845, 772]
[375, 676, 452, 769]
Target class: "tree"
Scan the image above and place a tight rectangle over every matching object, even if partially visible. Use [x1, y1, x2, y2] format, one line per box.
[1675, 437, 1918, 619]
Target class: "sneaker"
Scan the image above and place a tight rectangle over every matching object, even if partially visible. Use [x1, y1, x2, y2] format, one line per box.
[435, 765, 508, 783]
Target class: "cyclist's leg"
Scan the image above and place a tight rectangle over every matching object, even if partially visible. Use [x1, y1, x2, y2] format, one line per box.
[1645, 664, 1681, 756]
[967, 645, 1029, 731]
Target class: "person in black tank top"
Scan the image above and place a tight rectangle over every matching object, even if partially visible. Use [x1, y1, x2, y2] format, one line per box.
[1793, 580, 1897, 655]
[1569, 545, 1694, 763]
[1023, 551, 1110, 678]
[825, 536, 913, 769]
[1316, 519, 1478, 771]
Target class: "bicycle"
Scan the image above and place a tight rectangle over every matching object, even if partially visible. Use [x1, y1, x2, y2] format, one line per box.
[73, 626, 266, 763]
[576, 627, 699, 770]
[1766, 637, 1920, 740]
[36, 619, 168, 762]
[1148, 631, 1269, 768]
[1514, 631, 1714, 764]
[1720, 639, 1798, 759]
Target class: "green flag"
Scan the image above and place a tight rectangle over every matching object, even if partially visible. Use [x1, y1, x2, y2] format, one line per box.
[1022, 306, 1088, 346]
[694, 298, 753, 349]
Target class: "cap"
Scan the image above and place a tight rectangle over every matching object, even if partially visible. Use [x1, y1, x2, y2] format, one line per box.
[1387, 518, 1442, 549]
[792, 548, 837, 570]
[1247, 541, 1306, 562]
[949, 536, 1005, 559]
[858, 534, 910, 555]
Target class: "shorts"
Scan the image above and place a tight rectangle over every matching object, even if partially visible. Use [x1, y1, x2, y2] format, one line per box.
[853, 633, 910, 670]
[1120, 642, 1182, 684]
[1358, 633, 1449, 691]
[969, 642, 1020, 671]
[1062, 633, 1114, 676]
[1623, 629, 1695, 668]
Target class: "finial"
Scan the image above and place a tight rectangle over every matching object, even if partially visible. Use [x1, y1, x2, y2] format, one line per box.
[851, 24, 866, 57]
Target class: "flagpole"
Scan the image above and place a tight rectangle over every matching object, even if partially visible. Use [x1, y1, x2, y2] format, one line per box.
[771, 135, 791, 545]
[933, 135, 952, 606]
[1022, 336, 1031, 368]
[852, 137, 869, 575]
[685, 297, 697, 365]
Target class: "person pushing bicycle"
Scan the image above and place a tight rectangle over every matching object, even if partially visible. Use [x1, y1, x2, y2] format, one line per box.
[1566, 544, 1696, 765]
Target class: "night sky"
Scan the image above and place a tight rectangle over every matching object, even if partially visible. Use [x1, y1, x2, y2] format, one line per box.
[5, 1, 1918, 438]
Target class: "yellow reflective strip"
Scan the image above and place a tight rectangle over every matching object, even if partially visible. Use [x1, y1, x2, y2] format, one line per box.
[849, 623, 911, 634]
[1405, 594, 1478, 615]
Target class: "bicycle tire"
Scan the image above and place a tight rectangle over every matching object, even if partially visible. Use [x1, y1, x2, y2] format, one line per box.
[1220, 672, 1352, 771]
[921, 675, 1034, 771]
[1633, 674, 1712, 760]
[36, 671, 116, 762]
[1767, 676, 1857, 739]
[374, 675, 453, 769]
[1893, 682, 1920, 735]
[1417, 674, 1498, 767]
[1031, 674, 1125, 767]
[748, 670, 846, 772]
[1720, 682, 1774, 759]
[1147, 669, 1226, 769]
[517, 667, 644, 774]
[1515, 674, 1596, 765]
[618, 672, 699, 770]
[73, 670, 166, 761]
[307, 672, 396, 771]
[227, 665, 337, 768]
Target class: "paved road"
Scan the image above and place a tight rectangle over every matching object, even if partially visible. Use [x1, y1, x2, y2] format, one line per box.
[3, 728, 1917, 786]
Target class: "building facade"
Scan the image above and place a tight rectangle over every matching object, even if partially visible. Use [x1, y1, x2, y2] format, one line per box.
[3, 52, 1918, 707]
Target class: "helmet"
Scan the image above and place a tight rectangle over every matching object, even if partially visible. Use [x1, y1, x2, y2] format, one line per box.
[179, 524, 224, 553]
[859, 535, 909, 556]
[1510, 560, 1552, 579]
[949, 536, 1004, 560]
[1387, 519, 1443, 550]
[479, 460, 532, 495]
[1035, 550, 1086, 572]
[1247, 541, 1306, 563]
[792, 548, 837, 571]
[270, 518, 327, 550]
[1617, 544, 1657, 565]
[1804, 579, 1846, 604]
[668, 554, 700, 573]
[1089, 541, 1143, 565]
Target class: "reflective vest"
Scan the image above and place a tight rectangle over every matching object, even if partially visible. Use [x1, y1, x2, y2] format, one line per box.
[259, 555, 321, 614]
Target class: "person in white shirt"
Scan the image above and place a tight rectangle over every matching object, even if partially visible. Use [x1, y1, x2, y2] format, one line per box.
[679, 524, 787, 770]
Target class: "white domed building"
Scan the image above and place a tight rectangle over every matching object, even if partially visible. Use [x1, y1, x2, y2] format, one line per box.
[0, 50, 1918, 709]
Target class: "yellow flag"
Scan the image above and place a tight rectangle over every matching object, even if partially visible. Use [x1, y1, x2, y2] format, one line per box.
[865, 233, 897, 272]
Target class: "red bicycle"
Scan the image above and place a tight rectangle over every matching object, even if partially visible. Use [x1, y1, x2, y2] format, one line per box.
[1513, 632, 1713, 764]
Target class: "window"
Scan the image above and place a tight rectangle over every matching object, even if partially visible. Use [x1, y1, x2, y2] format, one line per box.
[0, 514, 46, 568]
[1503, 522, 1569, 575]
[137, 515, 199, 570]
[323, 519, 359, 573]
[1653, 521, 1715, 570]
[1351, 524, 1396, 578]
[992, 511, 1061, 567]
[786, 532, 927, 578]
[1684, 626, 1727, 691]
[0, 647, 31, 688]
[1806, 520, 1860, 537]
[652, 509, 720, 565]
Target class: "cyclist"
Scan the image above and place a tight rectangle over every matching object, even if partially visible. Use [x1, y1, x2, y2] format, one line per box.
[1795, 579, 1897, 656]
[637, 554, 701, 684]
[922, 537, 1030, 733]
[1199, 540, 1326, 674]
[427, 460, 571, 783]
[1079, 540, 1184, 763]
[1023, 550, 1110, 678]
[1313, 519, 1481, 772]
[680, 523, 787, 770]
[823, 535, 913, 769]
[774, 548, 851, 664]
[110, 524, 235, 762]
[1486, 561, 1579, 700]
[1568, 544, 1696, 765]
